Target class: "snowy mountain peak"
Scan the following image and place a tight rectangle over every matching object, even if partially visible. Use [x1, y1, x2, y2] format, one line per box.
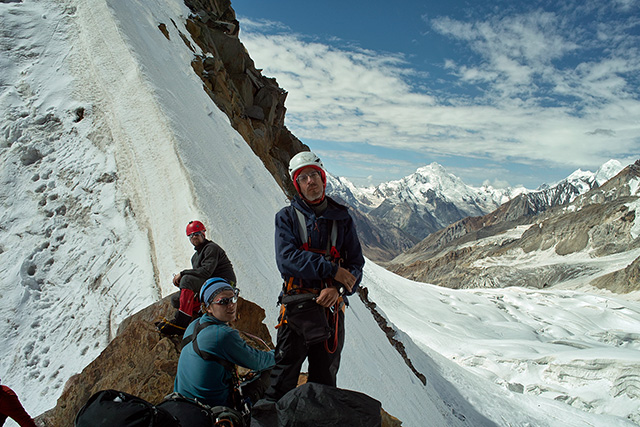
[413, 162, 450, 181]
[595, 159, 624, 186]
[404, 162, 466, 194]
[358, 162, 506, 213]
[540, 159, 624, 191]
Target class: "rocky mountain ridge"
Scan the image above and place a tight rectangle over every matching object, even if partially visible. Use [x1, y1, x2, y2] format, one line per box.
[180, 0, 308, 197]
[388, 160, 640, 294]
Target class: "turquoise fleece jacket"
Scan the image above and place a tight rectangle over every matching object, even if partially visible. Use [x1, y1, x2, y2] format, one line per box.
[174, 314, 275, 406]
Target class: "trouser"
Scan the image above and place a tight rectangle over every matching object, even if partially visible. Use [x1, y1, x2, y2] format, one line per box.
[264, 311, 345, 401]
[240, 369, 272, 407]
[176, 275, 206, 317]
[0, 387, 37, 427]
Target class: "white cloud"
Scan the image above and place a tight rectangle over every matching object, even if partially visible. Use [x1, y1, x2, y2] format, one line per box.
[238, 6, 640, 179]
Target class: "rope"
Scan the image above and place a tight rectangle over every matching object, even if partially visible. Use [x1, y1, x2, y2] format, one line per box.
[324, 303, 340, 354]
[238, 330, 273, 351]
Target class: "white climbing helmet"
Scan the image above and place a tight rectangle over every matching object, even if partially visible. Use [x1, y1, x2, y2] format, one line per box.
[288, 151, 325, 181]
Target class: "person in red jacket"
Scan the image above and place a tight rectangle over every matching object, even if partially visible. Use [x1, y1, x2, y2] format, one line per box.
[0, 382, 37, 427]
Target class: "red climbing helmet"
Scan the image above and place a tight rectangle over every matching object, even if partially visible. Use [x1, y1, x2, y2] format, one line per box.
[186, 220, 206, 236]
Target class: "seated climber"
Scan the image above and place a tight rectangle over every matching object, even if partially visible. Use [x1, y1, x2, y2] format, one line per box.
[157, 220, 236, 335]
[174, 278, 275, 408]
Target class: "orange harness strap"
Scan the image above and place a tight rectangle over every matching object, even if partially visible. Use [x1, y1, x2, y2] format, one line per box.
[275, 277, 344, 330]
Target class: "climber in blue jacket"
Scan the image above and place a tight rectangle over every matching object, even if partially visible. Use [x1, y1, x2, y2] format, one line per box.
[174, 278, 274, 407]
[264, 151, 365, 402]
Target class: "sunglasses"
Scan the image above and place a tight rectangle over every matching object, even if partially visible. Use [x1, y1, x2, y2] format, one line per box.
[188, 231, 203, 238]
[212, 295, 238, 306]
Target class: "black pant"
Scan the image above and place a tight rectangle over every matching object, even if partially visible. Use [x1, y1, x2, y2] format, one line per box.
[179, 274, 206, 293]
[265, 311, 345, 401]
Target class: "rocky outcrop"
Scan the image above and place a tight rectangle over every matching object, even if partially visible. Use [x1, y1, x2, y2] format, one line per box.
[591, 255, 640, 293]
[162, 0, 307, 197]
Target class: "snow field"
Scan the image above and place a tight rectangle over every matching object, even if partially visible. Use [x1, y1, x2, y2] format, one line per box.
[364, 261, 640, 424]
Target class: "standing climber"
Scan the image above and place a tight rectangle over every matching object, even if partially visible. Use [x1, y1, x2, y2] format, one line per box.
[0, 381, 37, 427]
[157, 220, 236, 335]
[263, 151, 364, 401]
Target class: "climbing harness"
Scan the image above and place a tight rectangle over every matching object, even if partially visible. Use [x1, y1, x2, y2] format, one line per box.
[277, 207, 344, 352]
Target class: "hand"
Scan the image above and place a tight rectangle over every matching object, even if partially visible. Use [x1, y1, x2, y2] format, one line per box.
[172, 273, 181, 287]
[334, 267, 356, 293]
[315, 287, 339, 307]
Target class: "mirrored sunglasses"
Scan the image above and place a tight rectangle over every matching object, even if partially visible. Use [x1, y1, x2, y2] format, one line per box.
[212, 295, 238, 306]
[188, 231, 203, 238]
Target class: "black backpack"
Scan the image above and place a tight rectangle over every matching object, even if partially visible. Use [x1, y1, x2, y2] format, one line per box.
[74, 389, 179, 426]
[157, 393, 245, 427]
[251, 382, 382, 427]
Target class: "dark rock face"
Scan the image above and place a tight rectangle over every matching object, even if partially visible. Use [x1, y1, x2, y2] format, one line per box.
[172, 0, 307, 198]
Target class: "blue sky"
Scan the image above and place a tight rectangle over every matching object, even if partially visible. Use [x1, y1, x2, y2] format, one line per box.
[232, 0, 639, 188]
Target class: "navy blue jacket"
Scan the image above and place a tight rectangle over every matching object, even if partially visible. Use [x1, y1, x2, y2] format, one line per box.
[275, 196, 364, 297]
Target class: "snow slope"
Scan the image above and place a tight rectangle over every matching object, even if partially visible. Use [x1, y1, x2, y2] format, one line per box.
[1, 0, 639, 426]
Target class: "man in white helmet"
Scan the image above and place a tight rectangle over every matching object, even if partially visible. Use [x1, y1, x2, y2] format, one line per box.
[263, 151, 365, 402]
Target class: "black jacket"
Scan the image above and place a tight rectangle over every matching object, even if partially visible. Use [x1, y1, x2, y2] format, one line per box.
[181, 239, 236, 284]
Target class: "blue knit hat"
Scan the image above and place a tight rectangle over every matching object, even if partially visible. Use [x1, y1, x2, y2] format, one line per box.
[200, 277, 234, 306]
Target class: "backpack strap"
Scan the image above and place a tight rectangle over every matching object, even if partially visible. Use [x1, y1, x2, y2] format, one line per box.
[294, 207, 309, 249]
[181, 320, 235, 372]
[328, 219, 338, 260]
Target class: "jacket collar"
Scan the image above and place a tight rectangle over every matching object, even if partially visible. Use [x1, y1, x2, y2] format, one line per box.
[292, 195, 350, 220]
[199, 313, 226, 325]
[194, 239, 211, 252]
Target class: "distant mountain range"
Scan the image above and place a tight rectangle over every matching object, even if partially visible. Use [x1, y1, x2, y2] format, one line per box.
[387, 159, 640, 293]
[327, 160, 625, 262]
